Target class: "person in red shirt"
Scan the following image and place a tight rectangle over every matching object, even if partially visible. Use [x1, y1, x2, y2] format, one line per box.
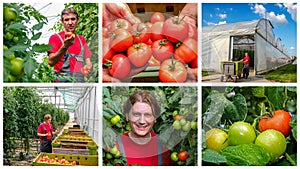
[37, 114, 59, 153]
[116, 90, 172, 166]
[240, 52, 251, 79]
[48, 7, 93, 82]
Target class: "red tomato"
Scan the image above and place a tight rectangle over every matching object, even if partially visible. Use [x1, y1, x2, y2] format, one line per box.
[259, 110, 292, 137]
[187, 23, 198, 40]
[65, 32, 74, 38]
[150, 22, 165, 42]
[102, 38, 115, 65]
[159, 59, 187, 83]
[81, 67, 90, 77]
[127, 43, 152, 67]
[108, 54, 131, 79]
[178, 151, 189, 161]
[151, 39, 174, 62]
[102, 27, 110, 38]
[109, 18, 131, 32]
[189, 57, 198, 68]
[130, 23, 150, 43]
[174, 38, 197, 64]
[150, 12, 165, 24]
[110, 28, 133, 52]
[163, 16, 189, 43]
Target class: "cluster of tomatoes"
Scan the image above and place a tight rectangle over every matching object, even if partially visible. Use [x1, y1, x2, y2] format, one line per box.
[103, 12, 198, 82]
[205, 110, 292, 164]
[173, 114, 197, 131]
[4, 5, 24, 82]
[37, 156, 77, 166]
[103, 145, 125, 166]
[170, 150, 189, 165]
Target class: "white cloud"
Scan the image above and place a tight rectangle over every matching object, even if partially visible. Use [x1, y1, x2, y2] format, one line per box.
[206, 21, 216, 26]
[210, 14, 213, 18]
[290, 46, 295, 50]
[218, 21, 227, 25]
[251, 3, 288, 25]
[284, 3, 297, 22]
[218, 13, 227, 19]
[216, 8, 220, 11]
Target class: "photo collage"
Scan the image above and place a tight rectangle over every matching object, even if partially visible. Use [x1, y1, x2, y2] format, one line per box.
[1, 1, 297, 167]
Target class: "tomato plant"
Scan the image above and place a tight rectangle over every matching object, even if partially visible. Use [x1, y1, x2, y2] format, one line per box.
[259, 110, 292, 137]
[151, 39, 174, 62]
[150, 12, 165, 23]
[103, 86, 198, 166]
[202, 86, 297, 166]
[127, 43, 152, 67]
[174, 38, 197, 64]
[159, 58, 187, 83]
[108, 54, 131, 79]
[163, 16, 188, 43]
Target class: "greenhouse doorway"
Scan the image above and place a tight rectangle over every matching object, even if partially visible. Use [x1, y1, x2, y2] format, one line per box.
[230, 35, 255, 68]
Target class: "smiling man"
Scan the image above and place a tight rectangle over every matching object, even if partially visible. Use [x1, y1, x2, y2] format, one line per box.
[116, 90, 172, 166]
[47, 7, 93, 82]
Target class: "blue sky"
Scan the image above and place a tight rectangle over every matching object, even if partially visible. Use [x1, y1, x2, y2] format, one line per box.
[202, 3, 297, 56]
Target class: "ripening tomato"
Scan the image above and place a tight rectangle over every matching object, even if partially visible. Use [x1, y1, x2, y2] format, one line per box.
[127, 43, 152, 67]
[102, 38, 115, 65]
[81, 67, 90, 77]
[130, 23, 150, 43]
[65, 32, 74, 38]
[228, 121, 256, 146]
[174, 38, 197, 64]
[189, 57, 198, 68]
[159, 59, 187, 83]
[110, 28, 133, 52]
[206, 128, 229, 152]
[259, 110, 292, 137]
[255, 129, 287, 163]
[150, 22, 165, 42]
[150, 12, 165, 24]
[178, 151, 189, 161]
[163, 16, 189, 43]
[108, 54, 131, 79]
[151, 39, 174, 62]
[109, 18, 131, 32]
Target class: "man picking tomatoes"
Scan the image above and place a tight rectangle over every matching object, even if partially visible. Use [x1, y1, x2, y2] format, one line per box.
[115, 91, 173, 165]
[48, 7, 93, 82]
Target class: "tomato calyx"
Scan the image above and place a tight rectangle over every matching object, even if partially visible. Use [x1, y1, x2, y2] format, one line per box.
[104, 60, 112, 68]
[173, 12, 186, 25]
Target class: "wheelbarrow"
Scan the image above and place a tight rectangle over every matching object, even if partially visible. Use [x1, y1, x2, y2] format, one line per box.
[220, 61, 243, 82]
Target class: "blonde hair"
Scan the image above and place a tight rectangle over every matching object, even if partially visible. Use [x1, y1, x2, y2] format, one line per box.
[44, 114, 52, 121]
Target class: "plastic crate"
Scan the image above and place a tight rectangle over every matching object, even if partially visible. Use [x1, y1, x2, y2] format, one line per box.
[33, 152, 98, 166]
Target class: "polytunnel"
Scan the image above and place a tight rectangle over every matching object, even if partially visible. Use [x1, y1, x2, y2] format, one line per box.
[202, 18, 291, 74]
[3, 86, 99, 166]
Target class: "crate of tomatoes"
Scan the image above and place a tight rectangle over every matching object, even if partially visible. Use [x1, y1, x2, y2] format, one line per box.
[103, 5, 198, 83]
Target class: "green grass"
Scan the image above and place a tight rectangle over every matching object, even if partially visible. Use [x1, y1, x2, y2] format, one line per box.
[202, 71, 216, 76]
[263, 63, 297, 83]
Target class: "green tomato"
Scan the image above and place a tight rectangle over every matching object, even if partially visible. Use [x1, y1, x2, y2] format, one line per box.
[172, 110, 178, 117]
[255, 129, 287, 163]
[110, 115, 121, 125]
[105, 152, 113, 159]
[5, 32, 14, 40]
[125, 123, 131, 131]
[3, 45, 9, 51]
[206, 128, 229, 152]
[228, 121, 256, 146]
[171, 152, 178, 161]
[5, 53, 15, 61]
[8, 74, 17, 82]
[4, 7, 18, 23]
[182, 121, 191, 131]
[179, 119, 187, 126]
[13, 36, 19, 43]
[114, 150, 121, 158]
[110, 145, 118, 155]
[191, 121, 197, 130]
[10, 57, 24, 76]
[173, 120, 181, 130]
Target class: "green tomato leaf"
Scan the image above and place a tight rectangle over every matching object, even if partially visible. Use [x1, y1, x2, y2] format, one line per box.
[32, 44, 53, 53]
[290, 115, 297, 141]
[23, 57, 36, 79]
[202, 149, 227, 165]
[6, 23, 27, 31]
[226, 94, 247, 122]
[32, 22, 44, 31]
[287, 87, 297, 93]
[266, 87, 285, 110]
[31, 32, 42, 40]
[10, 44, 29, 52]
[221, 144, 270, 166]
[252, 87, 265, 98]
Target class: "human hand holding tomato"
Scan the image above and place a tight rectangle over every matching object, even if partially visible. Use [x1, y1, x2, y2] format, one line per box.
[64, 32, 75, 47]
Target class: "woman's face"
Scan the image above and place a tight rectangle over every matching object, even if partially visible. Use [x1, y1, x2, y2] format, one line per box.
[126, 102, 156, 137]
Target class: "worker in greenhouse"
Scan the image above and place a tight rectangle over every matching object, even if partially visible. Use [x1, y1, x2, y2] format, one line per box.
[47, 7, 93, 82]
[116, 90, 172, 166]
[240, 52, 251, 79]
[37, 114, 60, 153]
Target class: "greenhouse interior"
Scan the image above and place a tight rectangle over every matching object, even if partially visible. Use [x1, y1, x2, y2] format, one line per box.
[3, 86, 99, 166]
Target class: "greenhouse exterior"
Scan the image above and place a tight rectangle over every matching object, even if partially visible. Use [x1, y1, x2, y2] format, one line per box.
[202, 18, 291, 74]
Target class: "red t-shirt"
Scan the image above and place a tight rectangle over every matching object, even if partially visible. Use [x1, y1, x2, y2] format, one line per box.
[116, 132, 172, 166]
[242, 55, 250, 65]
[37, 122, 53, 141]
[48, 31, 92, 73]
